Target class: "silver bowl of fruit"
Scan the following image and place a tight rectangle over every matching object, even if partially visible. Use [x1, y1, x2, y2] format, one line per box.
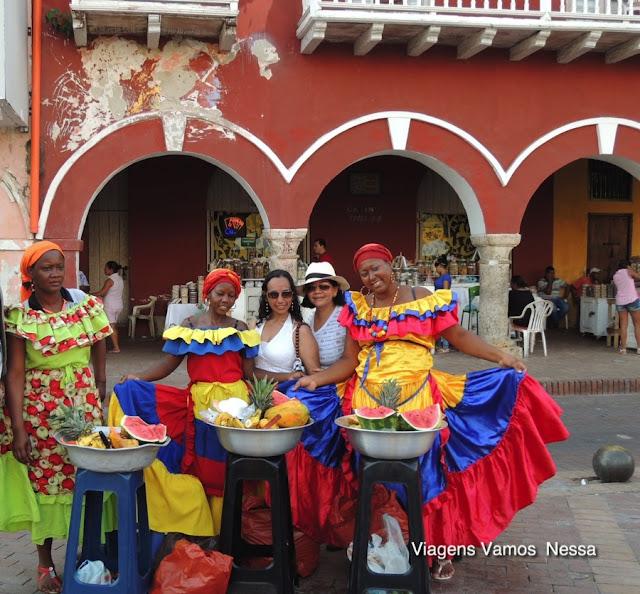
[335, 410, 447, 461]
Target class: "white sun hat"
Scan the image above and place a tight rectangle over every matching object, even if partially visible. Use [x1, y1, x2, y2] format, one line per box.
[297, 262, 350, 295]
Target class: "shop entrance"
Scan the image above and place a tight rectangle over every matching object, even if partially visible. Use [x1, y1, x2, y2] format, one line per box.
[587, 214, 631, 282]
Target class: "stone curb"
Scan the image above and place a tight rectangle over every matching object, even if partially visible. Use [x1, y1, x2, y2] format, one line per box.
[540, 378, 640, 396]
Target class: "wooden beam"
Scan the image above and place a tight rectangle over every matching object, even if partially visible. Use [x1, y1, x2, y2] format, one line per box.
[557, 31, 601, 64]
[510, 30, 550, 61]
[72, 11, 87, 47]
[147, 14, 161, 50]
[219, 18, 237, 52]
[300, 21, 327, 55]
[354, 23, 384, 56]
[407, 26, 441, 57]
[606, 36, 640, 64]
[457, 28, 497, 60]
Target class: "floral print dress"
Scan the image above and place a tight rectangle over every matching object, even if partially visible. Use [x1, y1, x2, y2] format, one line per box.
[0, 292, 112, 544]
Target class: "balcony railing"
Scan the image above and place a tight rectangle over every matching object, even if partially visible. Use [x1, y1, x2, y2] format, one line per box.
[298, 0, 640, 62]
[70, 0, 239, 49]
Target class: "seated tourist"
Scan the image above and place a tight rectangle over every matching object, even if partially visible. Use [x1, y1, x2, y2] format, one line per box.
[509, 275, 535, 327]
[537, 265, 570, 327]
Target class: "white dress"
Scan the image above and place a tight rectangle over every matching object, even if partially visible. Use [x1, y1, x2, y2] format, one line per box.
[255, 315, 297, 373]
[103, 272, 124, 319]
[305, 305, 346, 369]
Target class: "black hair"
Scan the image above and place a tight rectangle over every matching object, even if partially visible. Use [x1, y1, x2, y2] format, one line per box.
[617, 259, 631, 270]
[434, 255, 448, 269]
[300, 280, 346, 308]
[258, 269, 304, 324]
[511, 275, 528, 288]
[544, 266, 555, 274]
[313, 238, 327, 248]
[106, 260, 128, 279]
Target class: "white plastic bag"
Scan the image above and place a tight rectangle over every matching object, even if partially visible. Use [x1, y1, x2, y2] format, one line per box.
[346, 513, 410, 574]
[76, 559, 112, 584]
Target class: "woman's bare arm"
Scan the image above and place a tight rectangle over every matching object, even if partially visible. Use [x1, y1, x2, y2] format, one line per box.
[120, 353, 184, 383]
[90, 338, 107, 401]
[92, 278, 114, 298]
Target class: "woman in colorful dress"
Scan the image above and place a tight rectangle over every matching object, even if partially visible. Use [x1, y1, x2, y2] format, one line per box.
[108, 269, 260, 537]
[297, 243, 569, 580]
[1, 241, 112, 593]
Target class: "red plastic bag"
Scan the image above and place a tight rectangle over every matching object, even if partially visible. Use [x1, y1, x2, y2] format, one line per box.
[150, 539, 233, 594]
[240, 496, 320, 577]
[327, 483, 410, 549]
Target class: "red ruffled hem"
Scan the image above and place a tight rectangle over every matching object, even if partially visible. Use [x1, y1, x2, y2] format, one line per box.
[422, 375, 569, 546]
[285, 442, 356, 544]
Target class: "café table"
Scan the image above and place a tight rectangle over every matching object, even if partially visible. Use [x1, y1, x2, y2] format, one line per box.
[422, 283, 479, 324]
[164, 303, 205, 329]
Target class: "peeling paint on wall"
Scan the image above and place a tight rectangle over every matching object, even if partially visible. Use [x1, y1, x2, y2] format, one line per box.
[187, 122, 236, 142]
[46, 38, 239, 152]
[250, 39, 280, 80]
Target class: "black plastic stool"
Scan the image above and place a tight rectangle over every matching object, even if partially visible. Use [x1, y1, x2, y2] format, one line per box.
[218, 453, 297, 593]
[349, 456, 429, 594]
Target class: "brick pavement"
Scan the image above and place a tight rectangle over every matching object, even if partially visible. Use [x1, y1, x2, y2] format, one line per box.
[1, 337, 639, 593]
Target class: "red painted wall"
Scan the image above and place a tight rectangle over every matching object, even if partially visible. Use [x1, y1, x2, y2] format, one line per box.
[512, 176, 554, 286]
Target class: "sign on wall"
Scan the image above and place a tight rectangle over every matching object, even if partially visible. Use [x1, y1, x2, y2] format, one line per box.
[419, 213, 474, 260]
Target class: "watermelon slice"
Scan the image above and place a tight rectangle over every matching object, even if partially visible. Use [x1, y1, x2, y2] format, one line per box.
[121, 415, 167, 443]
[272, 390, 290, 406]
[397, 405, 442, 431]
[354, 406, 398, 430]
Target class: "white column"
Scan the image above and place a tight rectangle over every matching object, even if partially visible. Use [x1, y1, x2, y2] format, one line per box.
[470, 233, 521, 354]
[262, 228, 308, 280]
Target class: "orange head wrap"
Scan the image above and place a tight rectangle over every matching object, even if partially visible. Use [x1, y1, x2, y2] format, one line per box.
[202, 269, 242, 301]
[20, 241, 64, 302]
[353, 243, 393, 272]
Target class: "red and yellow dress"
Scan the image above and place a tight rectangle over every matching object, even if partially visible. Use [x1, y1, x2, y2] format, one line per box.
[0, 293, 113, 544]
[108, 325, 260, 536]
[339, 289, 570, 547]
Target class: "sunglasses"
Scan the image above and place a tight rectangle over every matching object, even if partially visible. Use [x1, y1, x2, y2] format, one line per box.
[266, 290, 294, 300]
[305, 283, 334, 293]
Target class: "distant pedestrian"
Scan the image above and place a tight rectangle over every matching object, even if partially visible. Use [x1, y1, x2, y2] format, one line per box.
[92, 261, 125, 353]
[537, 265, 570, 328]
[313, 238, 334, 265]
[612, 259, 640, 355]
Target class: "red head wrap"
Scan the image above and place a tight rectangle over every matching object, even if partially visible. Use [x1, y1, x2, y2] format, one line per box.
[202, 269, 242, 301]
[353, 243, 393, 272]
[20, 241, 64, 301]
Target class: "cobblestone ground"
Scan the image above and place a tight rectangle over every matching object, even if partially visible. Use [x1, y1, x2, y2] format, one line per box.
[1, 336, 638, 593]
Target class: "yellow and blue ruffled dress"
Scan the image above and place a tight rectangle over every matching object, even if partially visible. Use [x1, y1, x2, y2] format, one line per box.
[339, 289, 570, 548]
[108, 325, 260, 536]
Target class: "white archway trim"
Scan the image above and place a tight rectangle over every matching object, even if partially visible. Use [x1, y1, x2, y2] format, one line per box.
[597, 122, 618, 155]
[38, 110, 640, 238]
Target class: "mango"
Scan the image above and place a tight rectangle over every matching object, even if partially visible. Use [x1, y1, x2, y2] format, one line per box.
[264, 401, 310, 428]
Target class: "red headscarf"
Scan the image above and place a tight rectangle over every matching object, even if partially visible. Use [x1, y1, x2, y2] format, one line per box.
[20, 241, 64, 301]
[353, 243, 393, 272]
[202, 269, 242, 301]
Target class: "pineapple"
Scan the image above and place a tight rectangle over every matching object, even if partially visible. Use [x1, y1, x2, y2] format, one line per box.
[245, 375, 278, 427]
[378, 378, 401, 410]
[49, 403, 94, 441]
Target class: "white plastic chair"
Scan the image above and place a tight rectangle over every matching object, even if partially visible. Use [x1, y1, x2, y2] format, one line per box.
[128, 296, 157, 339]
[509, 300, 554, 357]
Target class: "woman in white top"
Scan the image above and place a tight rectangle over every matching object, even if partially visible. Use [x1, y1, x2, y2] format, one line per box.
[253, 269, 320, 382]
[93, 261, 125, 353]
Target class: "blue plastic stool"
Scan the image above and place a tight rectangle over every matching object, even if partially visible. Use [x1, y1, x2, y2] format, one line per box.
[62, 469, 151, 593]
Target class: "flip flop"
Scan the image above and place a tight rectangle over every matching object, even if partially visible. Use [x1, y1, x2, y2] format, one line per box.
[37, 566, 62, 593]
[108, 350, 121, 354]
[431, 558, 454, 581]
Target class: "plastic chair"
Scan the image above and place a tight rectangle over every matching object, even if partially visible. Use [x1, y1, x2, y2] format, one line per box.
[509, 300, 554, 357]
[461, 284, 480, 333]
[128, 296, 157, 339]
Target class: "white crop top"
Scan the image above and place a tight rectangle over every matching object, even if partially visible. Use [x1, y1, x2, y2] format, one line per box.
[254, 315, 297, 373]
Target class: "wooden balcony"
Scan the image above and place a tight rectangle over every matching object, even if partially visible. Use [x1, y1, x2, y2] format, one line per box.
[297, 0, 640, 63]
[69, 0, 239, 49]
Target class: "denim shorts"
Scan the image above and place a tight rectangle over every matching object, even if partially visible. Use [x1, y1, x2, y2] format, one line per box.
[617, 298, 640, 312]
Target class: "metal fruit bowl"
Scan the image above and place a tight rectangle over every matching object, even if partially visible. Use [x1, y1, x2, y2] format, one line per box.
[55, 426, 171, 473]
[335, 416, 447, 460]
[214, 420, 314, 457]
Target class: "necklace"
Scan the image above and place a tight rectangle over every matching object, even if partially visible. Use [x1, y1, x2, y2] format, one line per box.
[367, 285, 399, 338]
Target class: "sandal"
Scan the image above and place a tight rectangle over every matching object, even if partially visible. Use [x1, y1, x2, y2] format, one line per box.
[37, 566, 62, 593]
[620, 348, 627, 355]
[431, 558, 455, 581]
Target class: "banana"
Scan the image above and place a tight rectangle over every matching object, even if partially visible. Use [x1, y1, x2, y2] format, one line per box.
[231, 417, 245, 429]
[245, 409, 263, 429]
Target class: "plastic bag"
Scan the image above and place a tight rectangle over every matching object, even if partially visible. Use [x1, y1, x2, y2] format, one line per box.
[150, 539, 233, 594]
[347, 514, 410, 574]
[240, 495, 320, 577]
[328, 484, 409, 549]
[152, 532, 219, 575]
[75, 559, 112, 584]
